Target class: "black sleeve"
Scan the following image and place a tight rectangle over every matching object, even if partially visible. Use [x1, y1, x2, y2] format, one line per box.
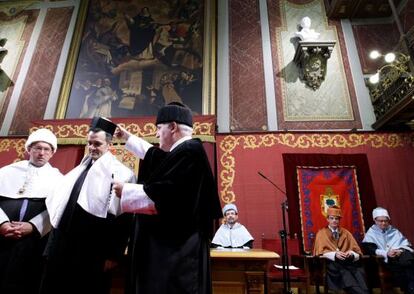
[243, 240, 254, 249]
[105, 213, 133, 261]
[361, 242, 378, 255]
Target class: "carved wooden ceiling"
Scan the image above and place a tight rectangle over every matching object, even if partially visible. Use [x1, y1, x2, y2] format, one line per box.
[324, 0, 404, 19]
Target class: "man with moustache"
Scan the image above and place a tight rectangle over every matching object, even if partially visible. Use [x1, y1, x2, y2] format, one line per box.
[211, 203, 254, 249]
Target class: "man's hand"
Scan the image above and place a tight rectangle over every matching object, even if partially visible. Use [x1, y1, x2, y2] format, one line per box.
[335, 251, 348, 260]
[103, 259, 118, 272]
[0, 222, 18, 238]
[11, 221, 34, 237]
[343, 250, 356, 261]
[388, 248, 403, 257]
[114, 126, 131, 141]
[0, 221, 33, 239]
[113, 181, 124, 198]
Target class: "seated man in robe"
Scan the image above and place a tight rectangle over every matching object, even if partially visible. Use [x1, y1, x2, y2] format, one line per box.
[362, 207, 414, 294]
[211, 203, 254, 249]
[313, 206, 369, 294]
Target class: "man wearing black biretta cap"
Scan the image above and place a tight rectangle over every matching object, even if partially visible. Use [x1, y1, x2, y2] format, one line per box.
[90, 116, 118, 137]
[40, 117, 135, 294]
[155, 102, 193, 127]
[113, 103, 222, 294]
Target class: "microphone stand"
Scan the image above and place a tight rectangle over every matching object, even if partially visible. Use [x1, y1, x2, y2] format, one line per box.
[258, 171, 293, 294]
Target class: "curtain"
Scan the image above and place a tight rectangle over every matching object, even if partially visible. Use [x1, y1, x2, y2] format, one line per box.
[297, 166, 365, 252]
[283, 154, 376, 253]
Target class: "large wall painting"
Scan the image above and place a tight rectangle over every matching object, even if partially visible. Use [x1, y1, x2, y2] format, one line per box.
[0, 16, 26, 119]
[57, 0, 215, 119]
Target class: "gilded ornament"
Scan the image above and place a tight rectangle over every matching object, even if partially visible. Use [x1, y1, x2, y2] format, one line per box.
[0, 138, 25, 161]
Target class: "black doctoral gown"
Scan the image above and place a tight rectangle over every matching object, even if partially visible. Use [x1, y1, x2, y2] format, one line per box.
[0, 197, 48, 294]
[40, 206, 131, 294]
[126, 138, 222, 294]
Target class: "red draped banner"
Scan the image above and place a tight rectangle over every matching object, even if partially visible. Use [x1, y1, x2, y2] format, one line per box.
[297, 166, 365, 253]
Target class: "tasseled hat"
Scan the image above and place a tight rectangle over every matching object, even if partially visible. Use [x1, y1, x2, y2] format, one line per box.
[90, 117, 117, 136]
[156, 102, 193, 127]
[372, 207, 390, 220]
[222, 203, 238, 216]
[25, 128, 57, 153]
[327, 206, 342, 217]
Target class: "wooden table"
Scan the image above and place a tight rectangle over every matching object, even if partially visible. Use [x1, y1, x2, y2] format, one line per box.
[211, 248, 279, 294]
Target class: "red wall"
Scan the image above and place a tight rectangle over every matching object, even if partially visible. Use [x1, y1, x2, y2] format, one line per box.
[216, 132, 414, 247]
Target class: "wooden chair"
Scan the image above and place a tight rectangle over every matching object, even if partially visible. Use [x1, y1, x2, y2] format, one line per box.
[308, 256, 327, 294]
[262, 237, 311, 294]
[361, 243, 403, 293]
[313, 255, 375, 294]
[366, 256, 404, 293]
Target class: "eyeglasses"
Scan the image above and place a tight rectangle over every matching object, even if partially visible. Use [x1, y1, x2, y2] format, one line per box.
[31, 146, 52, 154]
[375, 219, 389, 223]
[225, 211, 237, 216]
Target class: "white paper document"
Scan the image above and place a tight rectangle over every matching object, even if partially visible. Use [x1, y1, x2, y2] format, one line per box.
[274, 264, 300, 270]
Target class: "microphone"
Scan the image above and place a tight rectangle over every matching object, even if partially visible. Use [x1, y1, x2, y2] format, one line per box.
[257, 171, 286, 195]
[283, 200, 289, 211]
[258, 171, 292, 292]
[257, 171, 288, 211]
[258, 171, 267, 180]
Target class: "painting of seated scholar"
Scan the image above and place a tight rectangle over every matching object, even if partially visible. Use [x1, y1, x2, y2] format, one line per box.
[61, 0, 214, 119]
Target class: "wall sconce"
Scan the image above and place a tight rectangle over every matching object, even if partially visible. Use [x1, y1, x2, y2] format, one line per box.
[367, 50, 414, 129]
[368, 50, 410, 85]
[367, 50, 411, 101]
[293, 41, 336, 90]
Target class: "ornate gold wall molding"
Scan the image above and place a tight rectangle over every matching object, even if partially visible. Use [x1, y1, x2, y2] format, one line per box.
[0, 138, 25, 161]
[30, 121, 215, 145]
[110, 145, 139, 175]
[218, 133, 414, 204]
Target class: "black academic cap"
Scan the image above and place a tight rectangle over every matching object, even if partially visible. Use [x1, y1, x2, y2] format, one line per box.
[155, 102, 193, 127]
[90, 117, 117, 136]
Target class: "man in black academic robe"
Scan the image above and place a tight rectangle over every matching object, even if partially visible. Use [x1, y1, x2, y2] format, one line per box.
[40, 119, 135, 294]
[114, 102, 222, 294]
[0, 128, 62, 294]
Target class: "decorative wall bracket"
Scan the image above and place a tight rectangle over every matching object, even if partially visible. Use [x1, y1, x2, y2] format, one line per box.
[293, 41, 336, 90]
[0, 38, 7, 69]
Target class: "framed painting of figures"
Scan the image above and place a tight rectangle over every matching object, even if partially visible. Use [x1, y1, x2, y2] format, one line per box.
[56, 0, 216, 119]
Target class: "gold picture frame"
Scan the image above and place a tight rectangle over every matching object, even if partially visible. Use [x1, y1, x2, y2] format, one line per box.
[55, 0, 217, 119]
